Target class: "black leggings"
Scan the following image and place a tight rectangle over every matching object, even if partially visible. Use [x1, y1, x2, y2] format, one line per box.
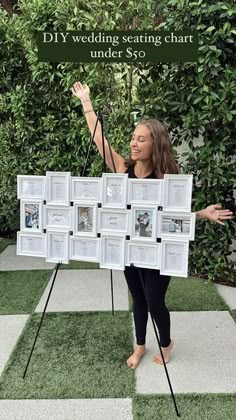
[124, 266, 171, 348]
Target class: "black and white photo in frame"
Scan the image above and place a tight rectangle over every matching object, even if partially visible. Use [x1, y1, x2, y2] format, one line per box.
[70, 237, 100, 262]
[100, 234, 125, 270]
[17, 232, 46, 257]
[46, 230, 69, 264]
[46, 171, 70, 206]
[102, 173, 128, 209]
[128, 178, 163, 205]
[160, 238, 189, 278]
[20, 199, 43, 233]
[131, 205, 158, 242]
[163, 174, 193, 212]
[126, 241, 161, 270]
[17, 175, 45, 200]
[157, 211, 196, 240]
[71, 177, 101, 202]
[73, 203, 97, 237]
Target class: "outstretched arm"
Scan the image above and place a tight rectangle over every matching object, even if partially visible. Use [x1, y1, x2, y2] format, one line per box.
[195, 204, 233, 225]
[71, 81, 126, 173]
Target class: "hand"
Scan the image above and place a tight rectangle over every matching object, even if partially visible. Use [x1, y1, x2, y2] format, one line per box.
[202, 204, 233, 226]
[71, 81, 90, 101]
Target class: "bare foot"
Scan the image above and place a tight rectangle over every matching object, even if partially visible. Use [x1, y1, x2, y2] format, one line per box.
[127, 345, 147, 369]
[153, 340, 174, 365]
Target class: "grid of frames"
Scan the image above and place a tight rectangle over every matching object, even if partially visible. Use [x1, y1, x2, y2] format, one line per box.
[17, 172, 195, 277]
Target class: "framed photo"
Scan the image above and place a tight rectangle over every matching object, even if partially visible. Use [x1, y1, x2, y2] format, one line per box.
[160, 239, 189, 278]
[131, 205, 158, 242]
[126, 241, 161, 270]
[17, 175, 45, 200]
[46, 171, 70, 206]
[98, 208, 130, 234]
[157, 211, 196, 240]
[73, 203, 97, 237]
[71, 177, 101, 202]
[70, 237, 100, 262]
[102, 173, 128, 209]
[46, 230, 69, 264]
[17, 232, 46, 257]
[100, 234, 125, 271]
[44, 206, 72, 230]
[20, 199, 43, 233]
[163, 174, 193, 212]
[128, 179, 163, 205]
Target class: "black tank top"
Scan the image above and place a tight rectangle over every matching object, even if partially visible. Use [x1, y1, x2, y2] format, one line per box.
[125, 165, 157, 179]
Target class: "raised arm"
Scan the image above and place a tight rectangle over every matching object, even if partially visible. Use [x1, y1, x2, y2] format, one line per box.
[71, 81, 126, 173]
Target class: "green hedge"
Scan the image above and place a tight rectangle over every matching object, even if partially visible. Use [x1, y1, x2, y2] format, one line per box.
[0, 0, 235, 282]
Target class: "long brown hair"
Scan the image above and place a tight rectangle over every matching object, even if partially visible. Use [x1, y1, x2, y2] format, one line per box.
[125, 119, 180, 178]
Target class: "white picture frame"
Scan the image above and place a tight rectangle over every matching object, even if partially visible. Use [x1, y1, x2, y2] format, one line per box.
[44, 206, 72, 230]
[102, 173, 128, 209]
[17, 175, 45, 200]
[46, 171, 70, 206]
[130, 205, 158, 242]
[46, 230, 69, 264]
[98, 208, 130, 234]
[126, 241, 161, 270]
[20, 199, 43, 233]
[128, 178, 163, 205]
[157, 211, 196, 240]
[17, 232, 46, 257]
[71, 177, 101, 202]
[70, 236, 100, 262]
[73, 202, 97, 237]
[100, 234, 125, 271]
[160, 239, 189, 278]
[163, 174, 193, 212]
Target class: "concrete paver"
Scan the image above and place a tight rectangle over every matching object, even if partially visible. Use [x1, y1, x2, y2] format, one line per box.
[215, 284, 236, 310]
[0, 315, 29, 374]
[35, 269, 129, 312]
[135, 311, 236, 394]
[0, 398, 133, 420]
[0, 246, 55, 271]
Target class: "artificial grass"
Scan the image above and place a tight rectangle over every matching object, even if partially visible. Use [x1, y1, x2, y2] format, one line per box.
[0, 239, 16, 254]
[166, 277, 229, 311]
[132, 394, 236, 420]
[0, 270, 51, 314]
[0, 311, 135, 399]
[61, 260, 99, 270]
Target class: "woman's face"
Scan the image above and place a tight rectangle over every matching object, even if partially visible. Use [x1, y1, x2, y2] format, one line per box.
[130, 124, 153, 162]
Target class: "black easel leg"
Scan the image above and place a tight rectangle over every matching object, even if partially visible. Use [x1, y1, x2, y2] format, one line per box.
[23, 262, 61, 379]
[82, 112, 100, 177]
[137, 268, 180, 418]
[110, 269, 114, 315]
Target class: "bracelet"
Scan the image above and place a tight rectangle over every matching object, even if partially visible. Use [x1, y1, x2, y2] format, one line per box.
[82, 99, 91, 104]
[84, 109, 93, 115]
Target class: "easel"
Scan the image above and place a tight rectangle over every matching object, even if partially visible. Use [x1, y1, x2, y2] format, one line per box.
[23, 109, 180, 417]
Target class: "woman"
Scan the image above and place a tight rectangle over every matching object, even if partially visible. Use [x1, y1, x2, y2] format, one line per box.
[71, 81, 233, 369]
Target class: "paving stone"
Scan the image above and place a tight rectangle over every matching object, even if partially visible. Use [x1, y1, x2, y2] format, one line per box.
[0, 245, 55, 271]
[0, 398, 133, 420]
[215, 284, 236, 310]
[0, 315, 29, 374]
[35, 269, 129, 312]
[135, 311, 236, 394]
